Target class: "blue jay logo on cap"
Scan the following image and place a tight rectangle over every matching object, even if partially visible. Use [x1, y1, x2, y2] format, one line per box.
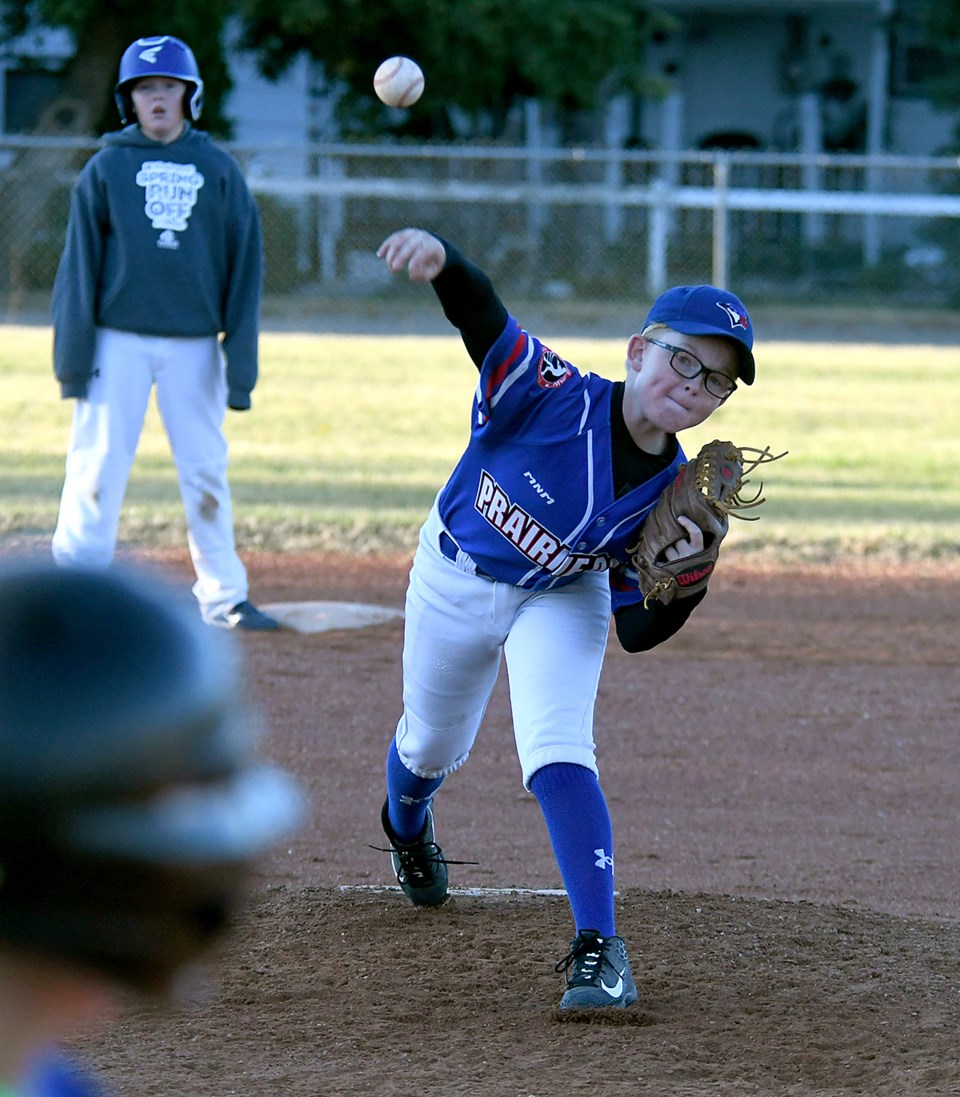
[717, 301, 749, 331]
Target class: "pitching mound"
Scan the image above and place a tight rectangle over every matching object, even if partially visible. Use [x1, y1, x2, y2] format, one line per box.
[78, 885, 960, 1095]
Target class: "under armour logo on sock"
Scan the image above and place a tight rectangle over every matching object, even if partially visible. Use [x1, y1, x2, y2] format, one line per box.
[594, 848, 614, 871]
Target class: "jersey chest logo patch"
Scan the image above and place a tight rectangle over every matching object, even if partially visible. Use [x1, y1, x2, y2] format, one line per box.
[135, 160, 205, 239]
[536, 348, 571, 389]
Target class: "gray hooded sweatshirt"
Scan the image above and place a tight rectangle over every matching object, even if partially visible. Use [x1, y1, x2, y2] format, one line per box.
[52, 123, 263, 409]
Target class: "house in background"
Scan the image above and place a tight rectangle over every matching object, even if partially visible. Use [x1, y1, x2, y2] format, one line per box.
[643, 0, 955, 157]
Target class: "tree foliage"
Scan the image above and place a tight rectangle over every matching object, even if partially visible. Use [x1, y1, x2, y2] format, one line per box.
[2, 0, 670, 140]
[2, 0, 236, 135]
[236, 0, 671, 139]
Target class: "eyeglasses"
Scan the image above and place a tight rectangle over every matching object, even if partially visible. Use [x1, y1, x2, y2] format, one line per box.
[645, 337, 738, 400]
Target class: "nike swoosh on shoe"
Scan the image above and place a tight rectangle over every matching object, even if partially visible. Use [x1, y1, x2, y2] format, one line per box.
[601, 973, 624, 998]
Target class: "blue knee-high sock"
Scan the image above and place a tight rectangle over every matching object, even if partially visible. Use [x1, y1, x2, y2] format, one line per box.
[529, 762, 616, 938]
[385, 739, 445, 842]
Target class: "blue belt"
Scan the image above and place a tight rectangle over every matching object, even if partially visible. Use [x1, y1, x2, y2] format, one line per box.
[439, 531, 493, 580]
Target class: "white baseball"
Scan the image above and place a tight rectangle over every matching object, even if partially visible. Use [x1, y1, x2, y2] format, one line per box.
[374, 56, 425, 108]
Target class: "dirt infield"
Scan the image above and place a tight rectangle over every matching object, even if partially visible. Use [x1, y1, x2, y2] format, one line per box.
[68, 551, 960, 1096]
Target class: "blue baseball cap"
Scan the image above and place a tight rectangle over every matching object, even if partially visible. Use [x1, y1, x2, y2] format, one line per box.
[644, 284, 755, 385]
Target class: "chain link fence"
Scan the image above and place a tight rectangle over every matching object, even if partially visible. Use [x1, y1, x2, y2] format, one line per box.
[3, 137, 960, 322]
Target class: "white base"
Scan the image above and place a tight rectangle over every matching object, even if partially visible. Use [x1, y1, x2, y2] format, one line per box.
[259, 600, 403, 634]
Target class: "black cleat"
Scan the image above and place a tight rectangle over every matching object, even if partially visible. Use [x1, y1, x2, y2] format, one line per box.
[380, 799, 449, 907]
[555, 929, 638, 1010]
[209, 600, 281, 631]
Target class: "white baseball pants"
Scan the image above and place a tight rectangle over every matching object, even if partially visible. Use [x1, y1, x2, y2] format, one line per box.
[394, 503, 612, 789]
[52, 328, 248, 621]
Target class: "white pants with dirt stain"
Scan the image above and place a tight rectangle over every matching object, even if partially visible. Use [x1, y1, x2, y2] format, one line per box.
[52, 327, 248, 622]
[394, 503, 612, 790]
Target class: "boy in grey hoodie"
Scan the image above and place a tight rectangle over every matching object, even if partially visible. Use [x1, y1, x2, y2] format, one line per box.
[51, 35, 278, 630]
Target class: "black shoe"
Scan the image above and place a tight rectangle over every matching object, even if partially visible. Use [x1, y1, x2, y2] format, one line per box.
[555, 929, 638, 1010]
[380, 799, 448, 907]
[209, 600, 281, 631]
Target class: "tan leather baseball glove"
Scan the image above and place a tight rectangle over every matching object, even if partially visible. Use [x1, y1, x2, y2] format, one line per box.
[629, 440, 787, 607]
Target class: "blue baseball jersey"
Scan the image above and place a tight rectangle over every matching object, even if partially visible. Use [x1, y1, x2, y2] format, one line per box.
[436, 315, 686, 610]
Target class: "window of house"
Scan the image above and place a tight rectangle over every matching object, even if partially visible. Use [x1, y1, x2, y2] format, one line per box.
[890, 8, 949, 96]
[4, 68, 65, 132]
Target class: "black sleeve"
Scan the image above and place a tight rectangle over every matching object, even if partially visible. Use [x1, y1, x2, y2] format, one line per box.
[614, 588, 707, 652]
[430, 236, 509, 369]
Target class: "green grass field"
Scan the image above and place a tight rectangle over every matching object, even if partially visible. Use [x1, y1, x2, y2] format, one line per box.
[3, 324, 959, 563]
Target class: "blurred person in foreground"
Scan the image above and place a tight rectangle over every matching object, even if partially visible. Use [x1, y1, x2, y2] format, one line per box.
[0, 558, 304, 1096]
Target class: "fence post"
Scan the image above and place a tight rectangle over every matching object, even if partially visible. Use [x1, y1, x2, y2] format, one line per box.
[524, 100, 548, 246]
[799, 92, 825, 244]
[317, 155, 343, 286]
[603, 95, 630, 244]
[712, 155, 730, 288]
[863, 0, 894, 265]
[648, 178, 671, 294]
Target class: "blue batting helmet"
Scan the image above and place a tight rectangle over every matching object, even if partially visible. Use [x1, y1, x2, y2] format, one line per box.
[115, 35, 204, 125]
